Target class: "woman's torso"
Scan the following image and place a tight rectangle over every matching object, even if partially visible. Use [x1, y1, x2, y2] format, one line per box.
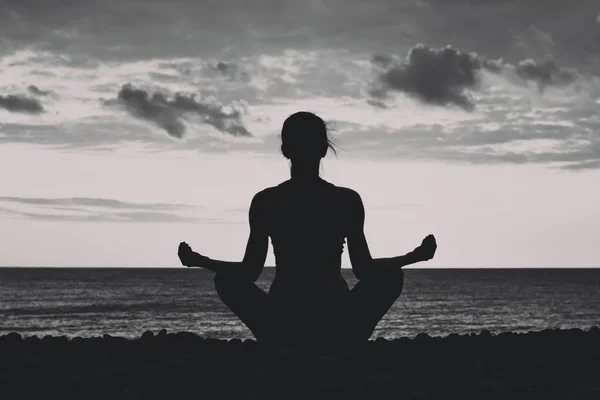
[261, 179, 353, 298]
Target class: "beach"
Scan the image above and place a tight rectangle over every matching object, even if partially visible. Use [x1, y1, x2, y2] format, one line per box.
[2, 327, 599, 400]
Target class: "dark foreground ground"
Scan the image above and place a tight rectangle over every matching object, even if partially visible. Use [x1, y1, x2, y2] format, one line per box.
[1, 327, 599, 400]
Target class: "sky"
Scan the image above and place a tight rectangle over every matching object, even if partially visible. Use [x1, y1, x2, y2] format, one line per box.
[1, 0, 599, 268]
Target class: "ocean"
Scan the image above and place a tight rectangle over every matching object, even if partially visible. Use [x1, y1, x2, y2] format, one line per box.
[1, 267, 598, 339]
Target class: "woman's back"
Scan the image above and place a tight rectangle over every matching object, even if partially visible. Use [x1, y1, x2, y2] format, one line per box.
[260, 178, 354, 296]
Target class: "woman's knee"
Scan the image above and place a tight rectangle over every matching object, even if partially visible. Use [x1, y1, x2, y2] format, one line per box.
[213, 272, 238, 296]
[214, 272, 254, 300]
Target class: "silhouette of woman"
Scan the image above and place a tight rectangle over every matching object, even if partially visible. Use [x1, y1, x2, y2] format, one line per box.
[178, 111, 437, 347]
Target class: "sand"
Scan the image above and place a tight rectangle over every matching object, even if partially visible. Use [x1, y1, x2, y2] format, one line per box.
[1, 327, 599, 399]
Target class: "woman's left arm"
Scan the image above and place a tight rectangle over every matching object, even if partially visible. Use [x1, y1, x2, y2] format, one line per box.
[178, 192, 269, 281]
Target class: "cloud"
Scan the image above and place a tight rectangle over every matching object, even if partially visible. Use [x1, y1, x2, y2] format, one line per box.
[336, 68, 600, 170]
[511, 59, 578, 89]
[0, 197, 209, 223]
[27, 85, 51, 96]
[368, 45, 486, 111]
[0, 197, 200, 211]
[597, 13, 600, 25]
[114, 84, 251, 138]
[157, 59, 251, 84]
[206, 61, 250, 81]
[512, 25, 555, 57]
[0, 94, 44, 114]
[368, 44, 581, 110]
[115, 85, 186, 138]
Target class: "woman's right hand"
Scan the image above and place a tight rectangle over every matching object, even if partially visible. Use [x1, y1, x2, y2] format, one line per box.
[413, 234, 437, 262]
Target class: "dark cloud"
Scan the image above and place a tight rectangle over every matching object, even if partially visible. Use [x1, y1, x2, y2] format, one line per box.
[369, 44, 581, 110]
[369, 44, 484, 110]
[371, 54, 395, 69]
[156, 59, 251, 86]
[0, 208, 200, 223]
[337, 82, 600, 170]
[114, 84, 250, 138]
[512, 59, 578, 88]
[1, 0, 598, 74]
[0, 94, 44, 114]
[0, 0, 343, 61]
[206, 61, 250, 81]
[115, 85, 185, 138]
[27, 85, 51, 96]
[0, 197, 202, 211]
[562, 160, 600, 170]
[0, 197, 208, 223]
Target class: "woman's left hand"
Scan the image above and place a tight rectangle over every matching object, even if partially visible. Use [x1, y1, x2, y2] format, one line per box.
[178, 241, 197, 267]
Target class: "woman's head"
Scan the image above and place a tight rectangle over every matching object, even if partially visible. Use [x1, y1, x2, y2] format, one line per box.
[280, 111, 337, 161]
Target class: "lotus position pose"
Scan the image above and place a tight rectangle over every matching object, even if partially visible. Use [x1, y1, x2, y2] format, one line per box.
[178, 111, 437, 347]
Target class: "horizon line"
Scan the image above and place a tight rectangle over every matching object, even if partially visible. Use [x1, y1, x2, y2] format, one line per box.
[1, 266, 599, 269]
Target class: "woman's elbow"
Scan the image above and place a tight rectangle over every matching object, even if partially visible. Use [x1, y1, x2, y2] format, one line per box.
[352, 265, 367, 281]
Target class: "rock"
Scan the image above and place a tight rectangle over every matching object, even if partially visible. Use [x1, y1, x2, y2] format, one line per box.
[367, 372, 393, 385]
[568, 327, 584, 335]
[56, 335, 70, 344]
[24, 335, 40, 343]
[90, 336, 104, 345]
[480, 329, 492, 337]
[157, 329, 167, 337]
[141, 330, 154, 340]
[175, 331, 201, 342]
[2, 332, 22, 343]
[2, 328, 599, 398]
[446, 333, 460, 342]
[498, 332, 515, 339]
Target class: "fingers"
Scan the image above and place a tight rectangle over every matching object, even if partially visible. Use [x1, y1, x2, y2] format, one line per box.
[424, 234, 436, 245]
[177, 242, 192, 267]
[178, 242, 192, 256]
[420, 234, 437, 260]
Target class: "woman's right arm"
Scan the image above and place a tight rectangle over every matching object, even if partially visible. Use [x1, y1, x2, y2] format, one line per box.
[346, 190, 435, 280]
[345, 190, 374, 280]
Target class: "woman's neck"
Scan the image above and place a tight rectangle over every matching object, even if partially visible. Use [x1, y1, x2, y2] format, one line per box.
[290, 160, 321, 183]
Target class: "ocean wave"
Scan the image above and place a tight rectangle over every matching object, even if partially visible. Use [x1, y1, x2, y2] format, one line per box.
[1, 301, 207, 316]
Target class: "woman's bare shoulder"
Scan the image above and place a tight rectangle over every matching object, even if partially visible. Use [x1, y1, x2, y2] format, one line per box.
[328, 183, 363, 207]
[252, 182, 286, 205]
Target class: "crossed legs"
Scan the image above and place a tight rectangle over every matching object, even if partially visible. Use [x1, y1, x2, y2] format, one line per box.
[214, 269, 404, 345]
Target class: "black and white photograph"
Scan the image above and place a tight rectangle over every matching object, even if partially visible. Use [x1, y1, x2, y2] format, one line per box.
[1, 1, 599, 398]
